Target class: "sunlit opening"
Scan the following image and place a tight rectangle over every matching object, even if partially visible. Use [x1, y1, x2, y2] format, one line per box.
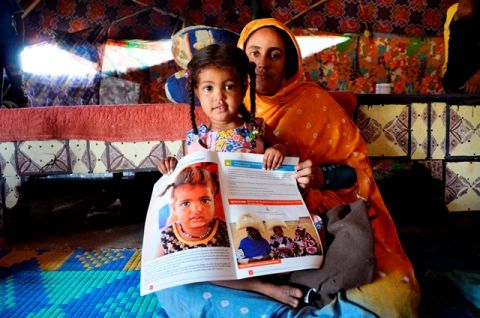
[102, 39, 173, 74]
[21, 43, 98, 77]
[296, 35, 350, 58]
[20, 36, 344, 77]
[20, 39, 173, 77]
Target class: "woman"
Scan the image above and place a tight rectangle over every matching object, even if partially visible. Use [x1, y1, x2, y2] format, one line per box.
[442, 0, 480, 94]
[237, 213, 272, 262]
[292, 225, 320, 257]
[266, 219, 296, 259]
[154, 19, 419, 317]
[237, 18, 420, 317]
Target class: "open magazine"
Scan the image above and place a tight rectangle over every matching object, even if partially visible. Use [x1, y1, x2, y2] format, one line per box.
[140, 151, 324, 296]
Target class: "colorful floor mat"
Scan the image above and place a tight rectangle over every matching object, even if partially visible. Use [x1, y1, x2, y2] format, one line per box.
[0, 248, 160, 317]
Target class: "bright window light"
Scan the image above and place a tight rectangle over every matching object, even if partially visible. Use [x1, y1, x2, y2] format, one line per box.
[102, 39, 173, 74]
[19, 36, 342, 77]
[20, 39, 173, 77]
[296, 35, 350, 58]
[21, 43, 98, 77]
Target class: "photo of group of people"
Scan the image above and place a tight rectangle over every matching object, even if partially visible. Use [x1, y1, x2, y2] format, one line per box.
[232, 213, 323, 265]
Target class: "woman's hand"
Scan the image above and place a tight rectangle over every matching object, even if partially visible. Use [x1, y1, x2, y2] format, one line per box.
[292, 159, 324, 189]
[157, 156, 178, 175]
[461, 70, 480, 94]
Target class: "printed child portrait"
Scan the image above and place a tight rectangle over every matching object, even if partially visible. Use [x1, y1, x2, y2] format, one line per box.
[143, 162, 230, 261]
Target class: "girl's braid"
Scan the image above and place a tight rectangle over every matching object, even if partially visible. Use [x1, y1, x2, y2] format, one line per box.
[188, 77, 198, 135]
[188, 75, 208, 148]
[248, 62, 256, 119]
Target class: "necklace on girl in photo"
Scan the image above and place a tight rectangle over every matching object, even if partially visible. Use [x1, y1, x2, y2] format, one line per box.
[178, 221, 213, 239]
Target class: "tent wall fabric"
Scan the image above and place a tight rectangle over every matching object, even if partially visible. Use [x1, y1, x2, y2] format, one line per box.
[21, 0, 456, 40]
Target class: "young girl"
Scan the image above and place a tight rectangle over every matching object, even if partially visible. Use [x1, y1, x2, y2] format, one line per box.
[157, 44, 302, 307]
[157, 43, 287, 175]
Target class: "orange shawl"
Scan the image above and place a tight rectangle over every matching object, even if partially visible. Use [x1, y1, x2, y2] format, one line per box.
[238, 18, 420, 317]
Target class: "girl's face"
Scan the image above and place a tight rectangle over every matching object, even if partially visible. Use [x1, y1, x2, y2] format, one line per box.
[172, 183, 216, 231]
[245, 27, 287, 96]
[195, 66, 245, 131]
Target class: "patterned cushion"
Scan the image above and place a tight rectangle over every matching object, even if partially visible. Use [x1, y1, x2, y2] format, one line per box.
[171, 25, 239, 70]
[166, 26, 239, 103]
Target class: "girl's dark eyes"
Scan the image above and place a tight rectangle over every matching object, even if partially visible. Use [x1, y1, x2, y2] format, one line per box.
[201, 84, 236, 92]
[202, 86, 213, 92]
[181, 201, 191, 207]
[201, 198, 211, 204]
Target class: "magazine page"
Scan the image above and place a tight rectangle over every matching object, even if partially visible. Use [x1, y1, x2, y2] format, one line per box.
[141, 151, 236, 296]
[216, 152, 324, 279]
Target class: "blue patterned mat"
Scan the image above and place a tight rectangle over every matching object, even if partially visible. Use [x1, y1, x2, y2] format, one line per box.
[0, 248, 159, 317]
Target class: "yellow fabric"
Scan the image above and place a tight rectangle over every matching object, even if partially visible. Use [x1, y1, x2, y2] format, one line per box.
[442, 3, 459, 76]
[238, 18, 420, 317]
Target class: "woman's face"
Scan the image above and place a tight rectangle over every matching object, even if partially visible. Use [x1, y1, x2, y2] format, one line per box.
[195, 65, 245, 131]
[246, 227, 261, 239]
[245, 27, 287, 96]
[172, 183, 216, 231]
[273, 226, 284, 236]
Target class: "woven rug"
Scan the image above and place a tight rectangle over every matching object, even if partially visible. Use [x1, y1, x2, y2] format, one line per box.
[0, 248, 160, 317]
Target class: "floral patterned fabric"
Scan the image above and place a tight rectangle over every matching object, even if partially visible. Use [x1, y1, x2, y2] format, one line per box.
[356, 35, 445, 94]
[272, 0, 455, 37]
[302, 34, 359, 92]
[22, 0, 453, 40]
[186, 122, 265, 154]
[302, 31, 445, 94]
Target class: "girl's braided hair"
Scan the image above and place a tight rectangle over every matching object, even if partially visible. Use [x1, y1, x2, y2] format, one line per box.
[186, 44, 256, 148]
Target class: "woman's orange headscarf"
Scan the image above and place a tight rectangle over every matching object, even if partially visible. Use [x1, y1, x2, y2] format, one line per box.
[238, 18, 420, 317]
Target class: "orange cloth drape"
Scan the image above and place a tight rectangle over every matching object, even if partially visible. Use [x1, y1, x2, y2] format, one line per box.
[238, 18, 420, 317]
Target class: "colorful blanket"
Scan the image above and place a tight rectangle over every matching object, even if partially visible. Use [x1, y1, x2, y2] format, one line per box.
[0, 248, 376, 318]
[0, 248, 160, 317]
